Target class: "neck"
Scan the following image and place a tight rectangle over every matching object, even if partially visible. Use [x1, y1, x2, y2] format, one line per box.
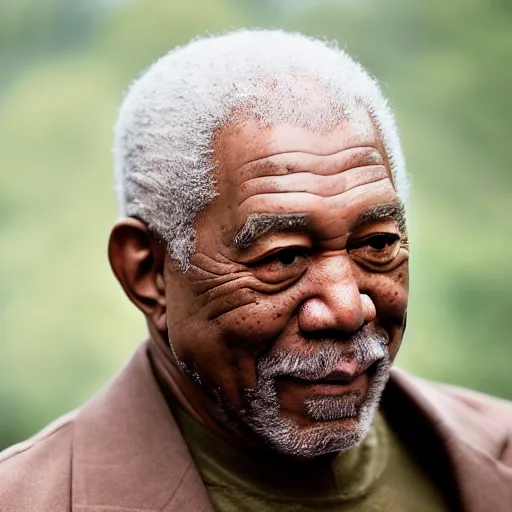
[173, 396, 390, 500]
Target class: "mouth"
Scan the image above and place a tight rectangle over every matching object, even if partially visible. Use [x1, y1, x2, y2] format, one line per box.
[315, 370, 363, 385]
[277, 361, 379, 403]
[257, 334, 389, 426]
[285, 358, 377, 385]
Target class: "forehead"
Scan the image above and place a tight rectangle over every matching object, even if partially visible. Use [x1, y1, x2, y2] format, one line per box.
[214, 108, 384, 175]
[211, 108, 397, 244]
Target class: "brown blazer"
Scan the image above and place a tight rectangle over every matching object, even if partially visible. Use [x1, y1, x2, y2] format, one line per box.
[1, 341, 511, 512]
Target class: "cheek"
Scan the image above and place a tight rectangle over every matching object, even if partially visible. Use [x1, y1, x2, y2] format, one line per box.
[360, 262, 409, 352]
[166, 311, 256, 406]
[217, 294, 297, 349]
[207, 295, 300, 405]
[369, 261, 408, 309]
[377, 265, 408, 315]
[166, 286, 298, 404]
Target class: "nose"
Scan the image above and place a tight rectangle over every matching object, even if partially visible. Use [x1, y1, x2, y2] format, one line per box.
[298, 254, 376, 334]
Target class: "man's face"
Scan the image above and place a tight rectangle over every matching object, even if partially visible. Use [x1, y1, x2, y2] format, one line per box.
[163, 108, 409, 458]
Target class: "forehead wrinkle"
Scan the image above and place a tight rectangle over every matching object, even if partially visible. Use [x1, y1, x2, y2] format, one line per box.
[234, 145, 384, 185]
[237, 144, 381, 168]
[237, 166, 387, 206]
[237, 176, 392, 223]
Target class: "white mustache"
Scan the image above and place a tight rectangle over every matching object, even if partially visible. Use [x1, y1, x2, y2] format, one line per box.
[257, 330, 388, 383]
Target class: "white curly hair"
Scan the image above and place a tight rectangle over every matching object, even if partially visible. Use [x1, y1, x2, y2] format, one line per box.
[114, 29, 408, 268]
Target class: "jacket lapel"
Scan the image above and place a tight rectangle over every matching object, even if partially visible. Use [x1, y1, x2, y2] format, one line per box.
[71, 342, 213, 512]
[389, 369, 512, 512]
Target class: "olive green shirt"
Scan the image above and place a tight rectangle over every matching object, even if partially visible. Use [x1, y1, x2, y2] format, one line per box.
[174, 408, 450, 511]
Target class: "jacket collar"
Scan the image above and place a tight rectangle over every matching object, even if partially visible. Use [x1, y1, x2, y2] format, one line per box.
[71, 341, 213, 512]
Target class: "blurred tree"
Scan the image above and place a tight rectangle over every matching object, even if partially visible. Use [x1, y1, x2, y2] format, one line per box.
[0, 0, 104, 94]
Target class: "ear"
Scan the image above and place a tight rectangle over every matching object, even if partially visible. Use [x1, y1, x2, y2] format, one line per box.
[108, 218, 167, 331]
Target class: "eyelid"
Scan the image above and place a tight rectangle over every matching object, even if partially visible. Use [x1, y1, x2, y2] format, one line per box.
[347, 232, 400, 248]
[249, 245, 311, 266]
[350, 218, 400, 238]
[350, 246, 409, 273]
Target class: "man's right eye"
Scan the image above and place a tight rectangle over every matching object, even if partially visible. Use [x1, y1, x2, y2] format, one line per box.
[270, 248, 307, 266]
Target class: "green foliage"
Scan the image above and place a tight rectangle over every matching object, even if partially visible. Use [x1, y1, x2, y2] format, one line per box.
[1, 0, 511, 450]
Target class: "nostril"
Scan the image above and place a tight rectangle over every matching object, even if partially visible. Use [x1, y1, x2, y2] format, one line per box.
[300, 329, 353, 342]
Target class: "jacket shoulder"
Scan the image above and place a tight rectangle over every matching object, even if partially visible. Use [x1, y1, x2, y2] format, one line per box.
[394, 369, 512, 465]
[433, 380, 512, 467]
[0, 411, 76, 512]
[435, 381, 512, 427]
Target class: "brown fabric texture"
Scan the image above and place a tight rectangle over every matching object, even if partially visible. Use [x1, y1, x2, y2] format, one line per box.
[1, 340, 511, 512]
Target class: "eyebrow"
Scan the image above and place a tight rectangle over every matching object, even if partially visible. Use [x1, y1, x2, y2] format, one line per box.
[232, 200, 407, 250]
[233, 213, 309, 249]
[354, 200, 407, 233]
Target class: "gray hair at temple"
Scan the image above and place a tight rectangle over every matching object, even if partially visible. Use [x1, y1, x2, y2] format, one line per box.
[113, 29, 408, 268]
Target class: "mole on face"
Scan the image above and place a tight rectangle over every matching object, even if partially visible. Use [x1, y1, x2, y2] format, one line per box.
[164, 109, 409, 458]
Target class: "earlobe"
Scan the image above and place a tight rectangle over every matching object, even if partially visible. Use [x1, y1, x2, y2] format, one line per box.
[108, 218, 167, 330]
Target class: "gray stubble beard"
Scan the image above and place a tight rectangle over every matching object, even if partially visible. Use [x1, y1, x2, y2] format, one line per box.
[239, 330, 391, 459]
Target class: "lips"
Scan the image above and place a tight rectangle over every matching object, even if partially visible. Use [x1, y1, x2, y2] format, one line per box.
[277, 365, 370, 403]
[315, 370, 355, 385]
[279, 362, 375, 398]
[320, 357, 378, 382]
[287, 357, 377, 387]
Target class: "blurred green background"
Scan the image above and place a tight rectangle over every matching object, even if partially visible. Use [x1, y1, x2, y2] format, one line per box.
[1, 0, 511, 450]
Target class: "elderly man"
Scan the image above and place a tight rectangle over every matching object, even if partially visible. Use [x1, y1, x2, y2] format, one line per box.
[1, 29, 511, 512]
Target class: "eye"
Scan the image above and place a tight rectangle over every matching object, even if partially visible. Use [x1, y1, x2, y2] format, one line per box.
[271, 248, 305, 266]
[347, 232, 404, 270]
[250, 247, 310, 284]
[365, 233, 400, 251]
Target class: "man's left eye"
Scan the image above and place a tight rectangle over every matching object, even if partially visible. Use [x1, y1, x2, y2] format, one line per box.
[347, 233, 403, 269]
[364, 233, 400, 251]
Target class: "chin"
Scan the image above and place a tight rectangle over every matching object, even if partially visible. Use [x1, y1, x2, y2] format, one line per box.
[241, 357, 391, 459]
[245, 398, 379, 460]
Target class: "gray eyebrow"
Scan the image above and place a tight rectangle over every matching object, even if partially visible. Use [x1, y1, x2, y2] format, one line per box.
[233, 213, 309, 249]
[354, 201, 407, 233]
[233, 201, 406, 250]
